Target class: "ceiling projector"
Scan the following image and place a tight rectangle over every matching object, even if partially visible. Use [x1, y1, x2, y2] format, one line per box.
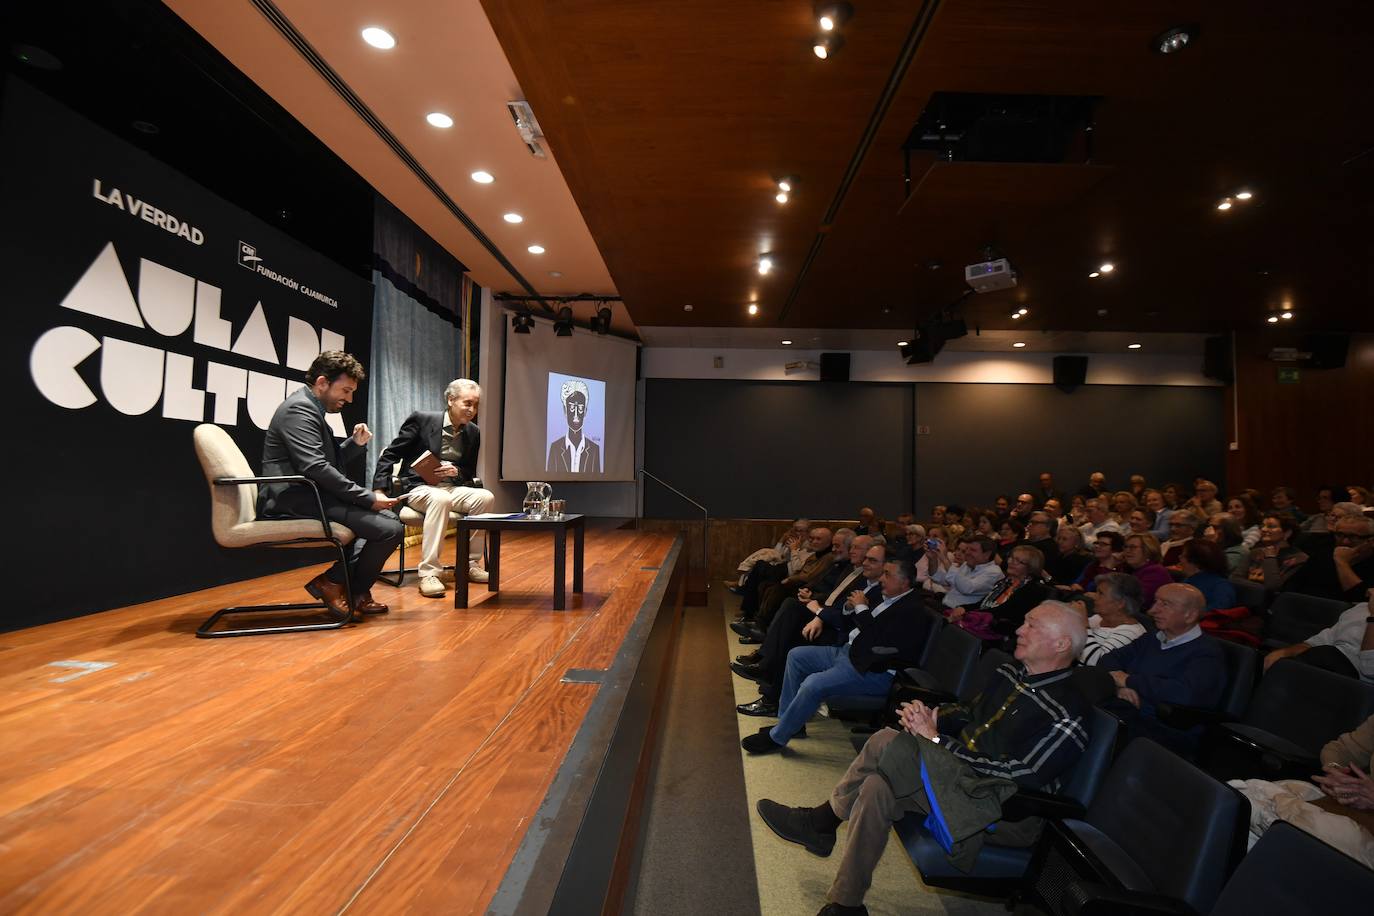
[964, 257, 1018, 293]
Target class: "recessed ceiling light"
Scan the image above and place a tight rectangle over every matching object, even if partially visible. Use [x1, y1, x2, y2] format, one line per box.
[527, 245, 545, 254]
[775, 191, 789, 204]
[1235, 190, 1254, 201]
[1012, 342, 1027, 348]
[897, 340, 909, 346]
[1018, 308, 1028, 315]
[747, 304, 759, 316]
[758, 255, 774, 275]
[1128, 343, 1143, 350]
[470, 170, 494, 183]
[781, 339, 793, 346]
[683, 303, 694, 312]
[812, 34, 845, 59]
[1154, 26, 1195, 55]
[426, 112, 454, 129]
[1281, 311, 1293, 320]
[1267, 315, 1279, 324]
[361, 27, 396, 50]
[549, 270, 563, 278]
[1088, 271, 1100, 278]
[1099, 262, 1115, 274]
[503, 212, 523, 223]
[1011, 311, 1022, 319]
[778, 179, 792, 193]
[1216, 198, 1233, 211]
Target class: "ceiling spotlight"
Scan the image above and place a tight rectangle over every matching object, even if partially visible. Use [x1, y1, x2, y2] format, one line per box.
[683, 303, 694, 312]
[549, 270, 564, 278]
[1128, 343, 1143, 350]
[553, 305, 574, 337]
[1088, 271, 1100, 278]
[361, 27, 396, 50]
[503, 212, 523, 223]
[1235, 190, 1254, 201]
[511, 311, 534, 334]
[1098, 262, 1115, 274]
[1011, 311, 1022, 319]
[426, 112, 454, 128]
[1012, 342, 1027, 348]
[758, 255, 774, 275]
[1266, 315, 1279, 324]
[781, 339, 793, 346]
[775, 191, 789, 204]
[778, 179, 792, 193]
[816, 2, 853, 32]
[813, 34, 845, 60]
[747, 304, 759, 316]
[897, 340, 909, 347]
[1217, 198, 1233, 211]
[1281, 311, 1293, 320]
[527, 244, 545, 254]
[1154, 26, 1195, 55]
[590, 305, 613, 335]
[1018, 308, 1028, 315]
[471, 170, 494, 183]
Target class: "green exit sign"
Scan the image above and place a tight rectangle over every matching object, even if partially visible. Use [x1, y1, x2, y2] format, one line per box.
[1277, 367, 1300, 384]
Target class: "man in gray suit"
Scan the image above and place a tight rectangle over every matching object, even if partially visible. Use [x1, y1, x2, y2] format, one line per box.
[259, 351, 403, 620]
[546, 379, 602, 474]
[373, 379, 496, 598]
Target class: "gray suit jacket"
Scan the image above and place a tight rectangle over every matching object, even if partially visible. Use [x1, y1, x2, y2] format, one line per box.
[258, 386, 372, 517]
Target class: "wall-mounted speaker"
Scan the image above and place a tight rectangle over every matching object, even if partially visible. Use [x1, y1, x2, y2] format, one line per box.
[1202, 335, 1234, 383]
[820, 352, 851, 382]
[1302, 333, 1349, 369]
[1052, 355, 1088, 392]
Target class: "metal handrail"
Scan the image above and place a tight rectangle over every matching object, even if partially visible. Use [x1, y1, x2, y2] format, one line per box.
[638, 469, 709, 592]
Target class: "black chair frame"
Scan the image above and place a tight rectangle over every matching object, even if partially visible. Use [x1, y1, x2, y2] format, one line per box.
[376, 479, 483, 588]
[197, 475, 355, 639]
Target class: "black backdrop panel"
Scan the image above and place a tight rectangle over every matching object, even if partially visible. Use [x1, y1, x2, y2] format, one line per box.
[643, 379, 914, 520]
[912, 383, 1226, 513]
[1, 81, 374, 629]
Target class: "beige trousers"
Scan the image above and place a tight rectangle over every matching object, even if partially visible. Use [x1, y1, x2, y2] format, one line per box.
[406, 484, 495, 577]
[828, 728, 925, 907]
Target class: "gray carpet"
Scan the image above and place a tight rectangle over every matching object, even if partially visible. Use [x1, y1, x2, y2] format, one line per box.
[627, 596, 762, 916]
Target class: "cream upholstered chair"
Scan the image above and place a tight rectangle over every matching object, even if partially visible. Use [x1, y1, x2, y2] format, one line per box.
[193, 423, 357, 638]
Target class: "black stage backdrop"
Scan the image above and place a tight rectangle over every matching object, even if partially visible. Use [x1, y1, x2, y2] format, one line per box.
[1, 81, 375, 630]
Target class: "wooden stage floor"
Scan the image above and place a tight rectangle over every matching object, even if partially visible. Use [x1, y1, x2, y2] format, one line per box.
[0, 523, 677, 915]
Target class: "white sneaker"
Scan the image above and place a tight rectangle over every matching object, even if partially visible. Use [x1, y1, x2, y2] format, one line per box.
[418, 575, 446, 598]
[467, 565, 490, 583]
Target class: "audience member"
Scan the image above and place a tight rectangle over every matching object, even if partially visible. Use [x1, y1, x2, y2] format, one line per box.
[1227, 494, 1263, 549]
[735, 526, 833, 627]
[1078, 498, 1124, 541]
[1126, 507, 1155, 535]
[1024, 511, 1057, 558]
[741, 559, 931, 755]
[1190, 479, 1224, 517]
[1068, 494, 1088, 526]
[947, 545, 1049, 646]
[1205, 514, 1249, 578]
[1262, 589, 1373, 682]
[973, 512, 999, 539]
[1247, 514, 1302, 587]
[755, 603, 1090, 914]
[1350, 485, 1373, 507]
[1284, 514, 1374, 602]
[1160, 510, 1201, 567]
[1269, 486, 1307, 524]
[1035, 471, 1064, 507]
[1161, 483, 1183, 510]
[1099, 583, 1226, 755]
[1110, 491, 1138, 522]
[993, 495, 1011, 517]
[1043, 498, 1064, 521]
[731, 518, 811, 596]
[995, 518, 1024, 562]
[749, 529, 854, 637]
[1129, 474, 1147, 501]
[929, 536, 1002, 609]
[1122, 533, 1175, 610]
[1143, 488, 1172, 538]
[1077, 471, 1108, 500]
[1046, 524, 1092, 585]
[1178, 538, 1238, 611]
[1009, 492, 1037, 521]
[1067, 531, 1126, 592]
[855, 507, 883, 538]
[1300, 485, 1342, 533]
[1073, 573, 1147, 665]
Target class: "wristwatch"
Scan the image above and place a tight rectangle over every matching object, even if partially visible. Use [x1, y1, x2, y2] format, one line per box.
[930, 734, 942, 745]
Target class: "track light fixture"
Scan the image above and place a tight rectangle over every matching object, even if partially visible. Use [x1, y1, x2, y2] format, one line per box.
[511, 311, 534, 334]
[553, 305, 574, 337]
[589, 305, 613, 335]
[812, 33, 845, 60]
[815, 2, 853, 32]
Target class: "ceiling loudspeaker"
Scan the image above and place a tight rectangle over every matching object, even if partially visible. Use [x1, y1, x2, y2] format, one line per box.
[1052, 355, 1088, 392]
[1302, 333, 1349, 369]
[820, 352, 851, 382]
[1202, 335, 1233, 384]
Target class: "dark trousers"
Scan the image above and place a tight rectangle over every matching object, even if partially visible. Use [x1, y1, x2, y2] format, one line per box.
[757, 580, 803, 631]
[319, 499, 403, 594]
[740, 561, 787, 617]
[1296, 645, 1360, 679]
[760, 597, 841, 703]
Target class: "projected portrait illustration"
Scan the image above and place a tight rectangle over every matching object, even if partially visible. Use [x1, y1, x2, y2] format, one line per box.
[546, 374, 605, 475]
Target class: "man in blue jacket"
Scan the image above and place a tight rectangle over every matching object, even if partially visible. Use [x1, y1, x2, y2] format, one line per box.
[1098, 582, 1226, 753]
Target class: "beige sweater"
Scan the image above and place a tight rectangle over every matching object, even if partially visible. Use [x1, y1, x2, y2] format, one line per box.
[1321, 713, 1374, 770]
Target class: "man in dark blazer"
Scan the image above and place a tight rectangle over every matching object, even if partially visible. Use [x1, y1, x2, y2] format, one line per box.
[546, 379, 602, 474]
[741, 558, 936, 754]
[373, 379, 496, 598]
[259, 351, 403, 619]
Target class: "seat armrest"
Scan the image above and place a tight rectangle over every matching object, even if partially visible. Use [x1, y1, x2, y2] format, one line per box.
[1001, 790, 1085, 822]
[1156, 702, 1234, 731]
[1064, 883, 1198, 916]
[904, 686, 956, 707]
[215, 474, 310, 485]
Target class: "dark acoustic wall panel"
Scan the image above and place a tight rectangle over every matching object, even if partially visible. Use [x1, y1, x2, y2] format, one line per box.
[644, 379, 913, 519]
[912, 383, 1225, 515]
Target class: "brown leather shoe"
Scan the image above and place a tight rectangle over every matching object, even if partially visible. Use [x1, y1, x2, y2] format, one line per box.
[305, 574, 355, 620]
[352, 591, 389, 615]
